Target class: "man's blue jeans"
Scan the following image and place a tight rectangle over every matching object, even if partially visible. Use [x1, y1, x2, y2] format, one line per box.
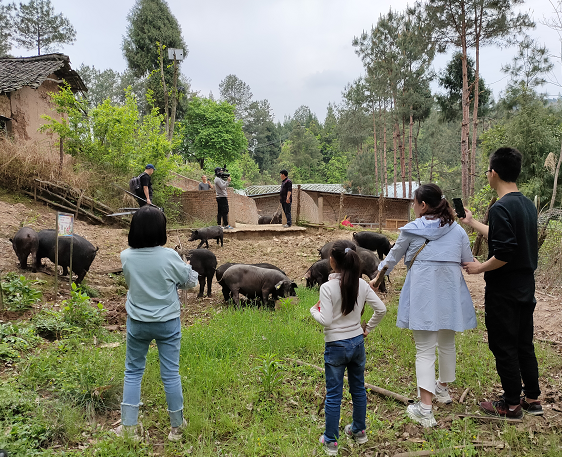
[122, 317, 184, 427]
[323, 334, 367, 443]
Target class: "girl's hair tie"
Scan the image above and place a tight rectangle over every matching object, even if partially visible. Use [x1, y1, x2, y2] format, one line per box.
[345, 247, 351, 253]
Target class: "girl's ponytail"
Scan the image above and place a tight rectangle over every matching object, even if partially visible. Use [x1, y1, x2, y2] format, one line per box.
[330, 240, 361, 315]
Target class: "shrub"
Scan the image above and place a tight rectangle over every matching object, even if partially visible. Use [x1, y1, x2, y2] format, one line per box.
[32, 310, 75, 341]
[0, 322, 43, 360]
[1, 273, 44, 312]
[62, 283, 105, 331]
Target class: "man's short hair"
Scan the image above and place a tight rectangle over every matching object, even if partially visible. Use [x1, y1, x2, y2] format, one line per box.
[128, 206, 167, 248]
[280, 169, 288, 176]
[489, 147, 522, 183]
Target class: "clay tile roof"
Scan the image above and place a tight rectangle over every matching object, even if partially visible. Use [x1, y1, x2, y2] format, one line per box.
[0, 53, 87, 94]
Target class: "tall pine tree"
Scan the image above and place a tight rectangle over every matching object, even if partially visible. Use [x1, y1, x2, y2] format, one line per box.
[14, 0, 76, 55]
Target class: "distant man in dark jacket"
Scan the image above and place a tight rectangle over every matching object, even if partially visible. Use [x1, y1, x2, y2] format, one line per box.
[280, 169, 292, 228]
[462, 147, 541, 419]
[136, 164, 155, 207]
[215, 167, 232, 229]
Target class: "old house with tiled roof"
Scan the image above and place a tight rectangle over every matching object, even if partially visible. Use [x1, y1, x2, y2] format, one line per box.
[0, 53, 86, 142]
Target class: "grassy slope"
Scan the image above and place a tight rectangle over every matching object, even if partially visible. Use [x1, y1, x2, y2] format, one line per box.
[1, 281, 562, 456]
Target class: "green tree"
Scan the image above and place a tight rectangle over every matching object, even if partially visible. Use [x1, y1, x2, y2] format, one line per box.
[277, 125, 322, 183]
[14, 0, 76, 55]
[501, 36, 554, 89]
[0, 0, 13, 56]
[122, 0, 186, 117]
[219, 74, 253, 122]
[179, 96, 247, 169]
[437, 52, 492, 122]
[245, 99, 280, 171]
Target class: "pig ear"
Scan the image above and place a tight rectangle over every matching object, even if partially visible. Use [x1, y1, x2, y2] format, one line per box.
[275, 281, 283, 290]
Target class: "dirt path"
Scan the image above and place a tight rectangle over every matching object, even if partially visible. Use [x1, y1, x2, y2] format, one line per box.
[1, 196, 561, 345]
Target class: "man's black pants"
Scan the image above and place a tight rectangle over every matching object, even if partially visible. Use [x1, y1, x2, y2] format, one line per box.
[216, 197, 229, 226]
[281, 202, 292, 226]
[485, 290, 540, 405]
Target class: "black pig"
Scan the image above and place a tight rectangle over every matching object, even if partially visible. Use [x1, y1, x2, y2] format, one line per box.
[36, 229, 98, 284]
[188, 226, 223, 249]
[216, 262, 286, 301]
[10, 227, 39, 272]
[220, 265, 297, 307]
[352, 231, 392, 259]
[303, 259, 332, 288]
[182, 249, 217, 298]
[258, 212, 282, 224]
[318, 241, 385, 291]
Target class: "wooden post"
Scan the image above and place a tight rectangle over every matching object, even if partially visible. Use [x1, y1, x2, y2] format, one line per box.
[296, 185, 301, 224]
[318, 195, 324, 225]
[0, 269, 3, 311]
[338, 192, 344, 223]
[55, 215, 59, 295]
[379, 195, 384, 233]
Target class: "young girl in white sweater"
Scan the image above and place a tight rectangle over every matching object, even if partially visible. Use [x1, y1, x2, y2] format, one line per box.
[310, 240, 386, 456]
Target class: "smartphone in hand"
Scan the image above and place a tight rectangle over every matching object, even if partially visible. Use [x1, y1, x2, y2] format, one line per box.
[452, 198, 466, 219]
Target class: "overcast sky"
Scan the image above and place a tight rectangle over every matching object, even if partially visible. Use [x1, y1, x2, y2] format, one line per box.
[12, 0, 562, 122]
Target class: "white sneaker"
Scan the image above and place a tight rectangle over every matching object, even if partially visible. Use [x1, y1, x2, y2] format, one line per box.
[434, 381, 452, 404]
[168, 418, 187, 441]
[113, 423, 143, 441]
[407, 402, 437, 427]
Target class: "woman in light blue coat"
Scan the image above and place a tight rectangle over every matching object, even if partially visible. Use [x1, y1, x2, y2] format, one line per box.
[371, 184, 475, 427]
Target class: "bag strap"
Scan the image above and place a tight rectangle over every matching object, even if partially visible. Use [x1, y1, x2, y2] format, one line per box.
[407, 239, 429, 271]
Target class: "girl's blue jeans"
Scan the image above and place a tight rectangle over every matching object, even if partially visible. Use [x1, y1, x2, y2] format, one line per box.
[121, 316, 184, 427]
[323, 334, 367, 443]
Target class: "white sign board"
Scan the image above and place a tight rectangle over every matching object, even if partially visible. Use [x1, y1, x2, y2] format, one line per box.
[57, 213, 74, 237]
[167, 48, 184, 60]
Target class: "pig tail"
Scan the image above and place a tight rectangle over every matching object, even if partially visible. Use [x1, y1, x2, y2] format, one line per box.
[330, 240, 361, 316]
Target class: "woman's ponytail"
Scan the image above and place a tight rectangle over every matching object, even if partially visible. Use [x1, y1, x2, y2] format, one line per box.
[414, 184, 455, 227]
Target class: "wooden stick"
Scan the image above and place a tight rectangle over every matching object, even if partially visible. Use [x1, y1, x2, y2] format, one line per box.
[459, 387, 470, 404]
[457, 414, 523, 423]
[285, 358, 412, 405]
[472, 197, 496, 256]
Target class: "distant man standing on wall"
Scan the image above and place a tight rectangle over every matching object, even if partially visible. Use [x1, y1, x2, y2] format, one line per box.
[198, 175, 213, 191]
[215, 167, 232, 229]
[280, 169, 292, 228]
[462, 147, 541, 419]
[136, 164, 155, 207]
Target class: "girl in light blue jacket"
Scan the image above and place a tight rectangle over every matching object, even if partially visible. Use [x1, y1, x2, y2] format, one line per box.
[372, 184, 475, 427]
[115, 205, 198, 441]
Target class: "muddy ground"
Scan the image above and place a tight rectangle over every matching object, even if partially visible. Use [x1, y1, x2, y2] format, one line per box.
[0, 195, 561, 347]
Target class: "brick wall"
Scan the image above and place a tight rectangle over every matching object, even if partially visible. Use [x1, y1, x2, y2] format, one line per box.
[174, 188, 258, 225]
[169, 175, 200, 191]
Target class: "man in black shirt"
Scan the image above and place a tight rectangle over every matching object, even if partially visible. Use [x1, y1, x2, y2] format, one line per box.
[136, 164, 155, 207]
[462, 147, 541, 419]
[279, 169, 292, 228]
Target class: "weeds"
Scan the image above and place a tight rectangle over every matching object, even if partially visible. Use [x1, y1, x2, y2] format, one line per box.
[62, 283, 105, 331]
[254, 353, 284, 394]
[0, 323, 42, 361]
[1, 272, 44, 312]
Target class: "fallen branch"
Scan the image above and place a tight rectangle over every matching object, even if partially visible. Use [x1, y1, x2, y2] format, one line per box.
[285, 358, 412, 405]
[459, 387, 470, 404]
[23, 191, 105, 224]
[457, 414, 522, 423]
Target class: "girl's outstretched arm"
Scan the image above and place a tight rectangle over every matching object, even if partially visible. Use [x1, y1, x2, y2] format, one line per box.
[310, 285, 333, 327]
[378, 232, 410, 274]
[363, 285, 386, 335]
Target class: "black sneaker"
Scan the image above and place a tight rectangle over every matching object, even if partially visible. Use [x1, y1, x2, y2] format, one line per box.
[520, 397, 544, 416]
